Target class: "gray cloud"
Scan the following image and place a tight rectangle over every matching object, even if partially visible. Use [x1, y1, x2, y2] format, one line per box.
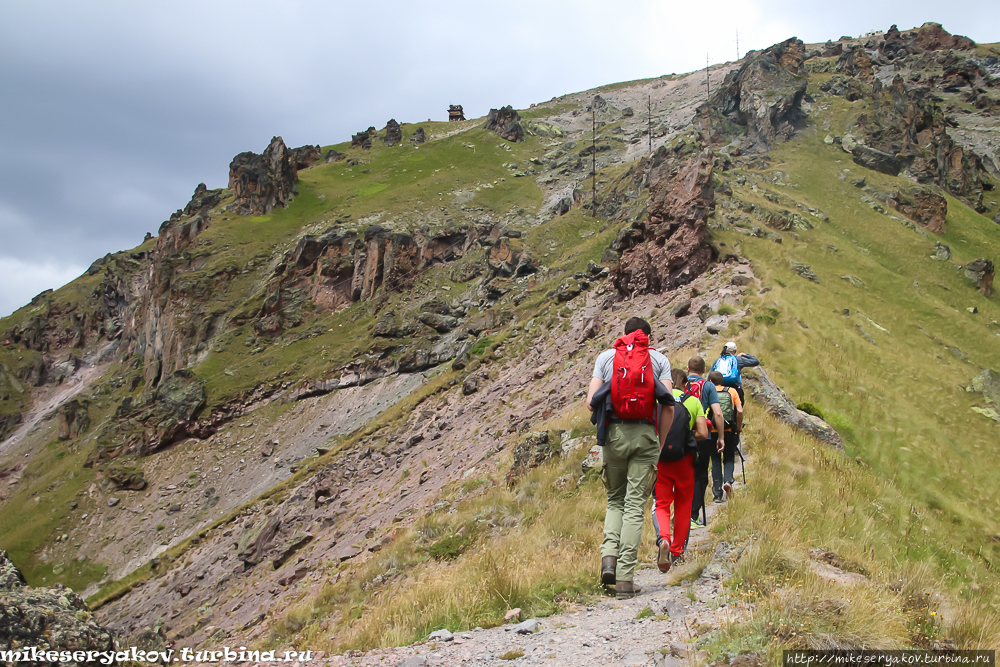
[1, 0, 997, 316]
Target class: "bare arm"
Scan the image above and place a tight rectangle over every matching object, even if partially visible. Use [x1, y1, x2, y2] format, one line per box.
[711, 403, 725, 452]
[658, 404, 674, 448]
[585, 376, 603, 411]
[695, 416, 709, 441]
[736, 403, 744, 432]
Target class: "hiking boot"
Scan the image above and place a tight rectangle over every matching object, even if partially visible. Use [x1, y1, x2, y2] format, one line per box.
[601, 556, 617, 586]
[714, 496, 725, 504]
[723, 481, 733, 499]
[616, 580, 642, 599]
[690, 518, 704, 529]
[657, 542, 671, 573]
[670, 551, 685, 567]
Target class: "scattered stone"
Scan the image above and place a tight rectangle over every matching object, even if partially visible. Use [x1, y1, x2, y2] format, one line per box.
[841, 274, 866, 289]
[671, 300, 692, 317]
[107, 466, 147, 491]
[107, 497, 120, 507]
[964, 258, 994, 296]
[428, 629, 454, 642]
[697, 304, 714, 322]
[504, 608, 523, 622]
[704, 315, 727, 334]
[931, 242, 951, 261]
[462, 375, 478, 396]
[730, 274, 752, 286]
[581, 444, 604, 474]
[851, 176, 866, 187]
[514, 618, 540, 634]
[790, 261, 820, 283]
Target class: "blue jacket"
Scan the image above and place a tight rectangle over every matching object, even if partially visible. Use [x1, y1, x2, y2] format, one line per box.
[590, 379, 675, 446]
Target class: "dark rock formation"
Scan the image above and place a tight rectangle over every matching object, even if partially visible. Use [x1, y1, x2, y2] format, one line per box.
[57, 399, 90, 440]
[742, 368, 844, 451]
[790, 261, 820, 283]
[384, 119, 402, 146]
[325, 149, 345, 163]
[506, 431, 560, 487]
[290, 145, 322, 170]
[484, 106, 524, 143]
[0, 549, 117, 661]
[182, 183, 222, 216]
[610, 151, 715, 294]
[107, 466, 147, 490]
[964, 258, 995, 296]
[410, 127, 426, 144]
[881, 23, 975, 61]
[851, 145, 902, 175]
[0, 413, 22, 442]
[712, 38, 808, 153]
[887, 185, 947, 234]
[228, 136, 299, 216]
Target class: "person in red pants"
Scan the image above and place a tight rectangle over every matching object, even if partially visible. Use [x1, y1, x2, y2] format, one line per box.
[651, 368, 709, 571]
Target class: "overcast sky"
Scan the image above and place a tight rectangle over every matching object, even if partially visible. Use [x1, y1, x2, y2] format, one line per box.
[1, 1, 997, 318]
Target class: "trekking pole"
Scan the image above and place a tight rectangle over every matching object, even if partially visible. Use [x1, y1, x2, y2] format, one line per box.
[736, 436, 746, 487]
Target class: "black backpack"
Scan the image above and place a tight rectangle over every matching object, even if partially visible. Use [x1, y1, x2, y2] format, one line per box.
[660, 399, 693, 462]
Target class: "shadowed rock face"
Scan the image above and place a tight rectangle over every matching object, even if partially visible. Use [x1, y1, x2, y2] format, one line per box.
[384, 119, 402, 146]
[227, 136, 299, 216]
[610, 151, 715, 294]
[0, 549, 117, 662]
[484, 106, 524, 143]
[289, 144, 322, 170]
[965, 258, 995, 297]
[887, 185, 948, 234]
[714, 37, 808, 153]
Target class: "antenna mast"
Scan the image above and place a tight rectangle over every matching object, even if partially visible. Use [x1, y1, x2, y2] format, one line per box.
[647, 95, 652, 154]
[736, 29, 740, 60]
[706, 53, 711, 99]
[591, 107, 597, 216]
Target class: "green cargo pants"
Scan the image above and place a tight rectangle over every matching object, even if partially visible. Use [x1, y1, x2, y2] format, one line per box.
[601, 421, 659, 582]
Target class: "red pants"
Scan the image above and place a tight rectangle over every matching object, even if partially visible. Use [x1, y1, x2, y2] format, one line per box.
[653, 455, 695, 556]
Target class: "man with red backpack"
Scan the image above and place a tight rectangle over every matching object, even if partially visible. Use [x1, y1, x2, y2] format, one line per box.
[587, 317, 674, 599]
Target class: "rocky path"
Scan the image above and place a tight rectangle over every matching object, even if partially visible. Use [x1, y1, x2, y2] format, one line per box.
[314, 477, 754, 667]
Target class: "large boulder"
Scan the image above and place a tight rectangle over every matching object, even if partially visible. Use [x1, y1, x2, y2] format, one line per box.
[712, 37, 808, 153]
[964, 259, 995, 297]
[57, 399, 90, 440]
[611, 151, 715, 294]
[0, 549, 117, 661]
[851, 145, 902, 176]
[290, 144, 322, 170]
[970, 369, 1000, 405]
[484, 106, 524, 143]
[742, 368, 844, 451]
[228, 136, 299, 216]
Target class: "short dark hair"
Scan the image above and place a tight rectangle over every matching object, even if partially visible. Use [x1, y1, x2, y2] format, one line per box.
[688, 356, 706, 374]
[708, 371, 724, 385]
[671, 368, 688, 388]
[623, 317, 651, 336]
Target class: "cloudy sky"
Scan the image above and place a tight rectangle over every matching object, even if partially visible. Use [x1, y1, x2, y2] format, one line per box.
[1, 0, 997, 317]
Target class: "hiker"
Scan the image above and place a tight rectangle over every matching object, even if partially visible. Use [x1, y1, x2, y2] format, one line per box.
[708, 370, 743, 500]
[686, 357, 726, 521]
[709, 341, 760, 405]
[587, 317, 675, 599]
[650, 367, 708, 572]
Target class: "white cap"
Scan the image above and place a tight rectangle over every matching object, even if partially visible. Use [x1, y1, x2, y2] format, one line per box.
[724, 341, 737, 352]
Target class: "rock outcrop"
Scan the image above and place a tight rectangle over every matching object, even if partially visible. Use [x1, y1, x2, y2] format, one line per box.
[57, 399, 90, 440]
[384, 119, 402, 146]
[610, 151, 715, 294]
[741, 368, 844, 451]
[0, 549, 117, 660]
[964, 258, 995, 296]
[506, 431, 560, 488]
[484, 106, 524, 143]
[228, 136, 299, 216]
[410, 127, 426, 144]
[887, 185, 947, 234]
[290, 144, 322, 170]
[712, 38, 808, 153]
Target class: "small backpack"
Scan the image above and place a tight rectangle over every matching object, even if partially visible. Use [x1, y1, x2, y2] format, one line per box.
[717, 388, 737, 431]
[686, 378, 707, 401]
[712, 355, 740, 384]
[610, 330, 656, 421]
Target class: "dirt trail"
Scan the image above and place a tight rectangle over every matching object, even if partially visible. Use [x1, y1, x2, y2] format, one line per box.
[314, 472, 754, 667]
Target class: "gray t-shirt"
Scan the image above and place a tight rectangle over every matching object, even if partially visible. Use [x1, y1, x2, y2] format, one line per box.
[592, 347, 671, 384]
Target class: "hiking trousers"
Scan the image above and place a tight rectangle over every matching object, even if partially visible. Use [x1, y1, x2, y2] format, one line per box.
[710, 431, 740, 497]
[691, 439, 715, 523]
[601, 422, 659, 583]
[651, 455, 695, 557]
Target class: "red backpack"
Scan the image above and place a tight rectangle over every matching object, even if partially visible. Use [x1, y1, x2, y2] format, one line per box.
[610, 330, 656, 421]
[686, 378, 706, 401]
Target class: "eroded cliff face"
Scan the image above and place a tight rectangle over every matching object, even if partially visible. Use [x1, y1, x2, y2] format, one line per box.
[610, 151, 716, 295]
[227, 136, 299, 217]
